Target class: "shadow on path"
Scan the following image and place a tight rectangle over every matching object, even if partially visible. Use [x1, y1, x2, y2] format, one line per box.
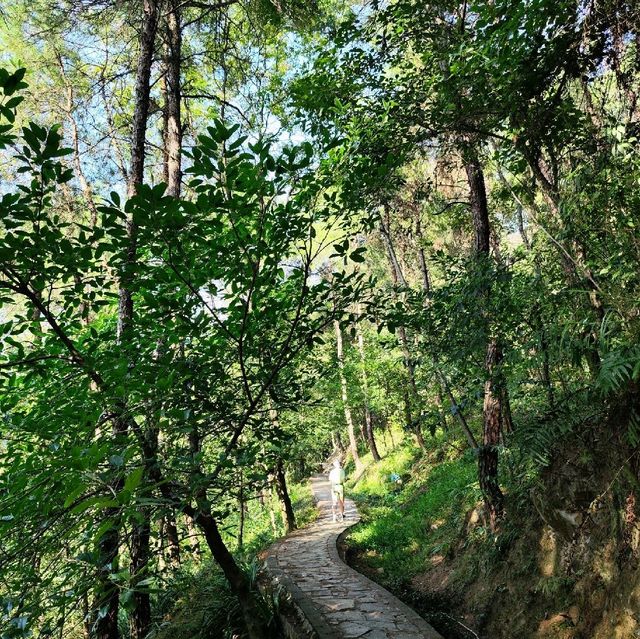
[266, 475, 442, 638]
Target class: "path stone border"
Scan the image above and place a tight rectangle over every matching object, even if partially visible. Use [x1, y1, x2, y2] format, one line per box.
[264, 475, 443, 639]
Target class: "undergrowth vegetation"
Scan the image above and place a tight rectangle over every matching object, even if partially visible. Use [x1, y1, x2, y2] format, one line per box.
[152, 482, 315, 639]
[346, 435, 480, 585]
[2, 0, 640, 637]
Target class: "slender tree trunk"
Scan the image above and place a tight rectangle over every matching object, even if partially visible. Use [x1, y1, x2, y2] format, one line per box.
[164, 515, 181, 567]
[196, 513, 268, 639]
[93, 523, 120, 639]
[162, 0, 182, 197]
[380, 208, 426, 449]
[434, 365, 478, 449]
[274, 459, 296, 533]
[463, 146, 505, 528]
[267, 405, 297, 532]
[414, 205, 431, 294]
[479, 341, 505, 530]
[435, 385, 449, 431]
[105, 2, 158, 637]
[184, 429, 270, 639]
[127, 0, 158, 199]
[399, 325, 426, 449]
[356, 320, 381, 461]
[334, 320, 363, 471]
[129, 517, 152, 639]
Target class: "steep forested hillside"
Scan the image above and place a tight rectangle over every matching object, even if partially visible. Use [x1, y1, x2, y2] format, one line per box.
[1, 1, 640, 638]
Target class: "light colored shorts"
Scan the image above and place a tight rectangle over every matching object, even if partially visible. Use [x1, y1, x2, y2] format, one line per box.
[331, 484, 344, 502]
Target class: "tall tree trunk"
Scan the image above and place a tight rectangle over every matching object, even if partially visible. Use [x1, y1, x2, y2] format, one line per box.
[479, 341, 505, 530]
[334, 320, 363, 471]
[414, 204, 431, 294]
[164, 515, 181, 567]
[93, 523, 120, 639]
[356, 322, 381, 461]
[274, 459, 296, 533]
[380, 208, 426, 449]
[267, 404, 297, 532]
[129, 517, 152, 639]
[162, 0, 182, 197]
[103, 2, 158, 637]
[463, 146, 505, 528]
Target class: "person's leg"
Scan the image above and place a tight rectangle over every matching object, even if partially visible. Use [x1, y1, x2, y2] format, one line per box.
[338, 486, 345, 519]
[331, 488, 338, 521]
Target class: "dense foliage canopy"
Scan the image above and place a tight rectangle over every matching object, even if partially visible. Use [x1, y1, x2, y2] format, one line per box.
[1, 1, 640, 638]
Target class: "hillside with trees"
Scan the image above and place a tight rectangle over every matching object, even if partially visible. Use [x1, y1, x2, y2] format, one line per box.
[1, 1, 640, 638]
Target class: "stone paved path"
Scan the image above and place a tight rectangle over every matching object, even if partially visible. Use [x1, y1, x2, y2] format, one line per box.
[266, 475, 442, 639]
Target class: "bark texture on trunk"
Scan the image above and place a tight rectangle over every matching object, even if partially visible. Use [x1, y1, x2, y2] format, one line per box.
[104, 2, 158, 637]
[196, 513, 268, 639]
[480, 340, 505, 529]
[163, 0, 182, 197]
[464, 155, 490, 255]
[94, 525, 120, 639]
[334, 320, 363, 471]
[129, 516, 152, 639]
[274, 459, 296, 533]
[356, 324, 381, 461]
[463, 145, 506, 528]
[118, 0, 158, 340]
[164, 514, 181, 567]
[414, 205, 431, 294]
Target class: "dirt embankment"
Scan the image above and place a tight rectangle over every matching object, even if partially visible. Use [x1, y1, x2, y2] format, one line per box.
[346, 419, 640, 639]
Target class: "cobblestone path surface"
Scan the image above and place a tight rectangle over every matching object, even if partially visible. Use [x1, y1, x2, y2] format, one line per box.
[266, 475, 442, 638]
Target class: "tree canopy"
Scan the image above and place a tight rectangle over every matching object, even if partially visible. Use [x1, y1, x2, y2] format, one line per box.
[1, 1, 640, 638]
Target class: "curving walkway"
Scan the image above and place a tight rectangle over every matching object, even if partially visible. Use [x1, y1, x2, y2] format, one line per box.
[265, 475, 442, 639]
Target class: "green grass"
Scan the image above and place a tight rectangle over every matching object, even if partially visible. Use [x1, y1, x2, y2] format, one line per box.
[345, 434, 482, 584]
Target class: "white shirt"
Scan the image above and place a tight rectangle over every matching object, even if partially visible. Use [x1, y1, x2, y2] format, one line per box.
[329, 467, 345, 485]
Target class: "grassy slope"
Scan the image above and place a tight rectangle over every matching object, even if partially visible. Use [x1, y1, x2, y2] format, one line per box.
[346, 435, 480, 586]
[344, 420, 640, 639]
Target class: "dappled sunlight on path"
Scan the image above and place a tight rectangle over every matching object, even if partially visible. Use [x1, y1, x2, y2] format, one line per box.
[266, 475, 442, 638]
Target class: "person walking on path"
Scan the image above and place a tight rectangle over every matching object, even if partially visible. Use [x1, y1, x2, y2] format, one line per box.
[329, 459, 346, 522]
